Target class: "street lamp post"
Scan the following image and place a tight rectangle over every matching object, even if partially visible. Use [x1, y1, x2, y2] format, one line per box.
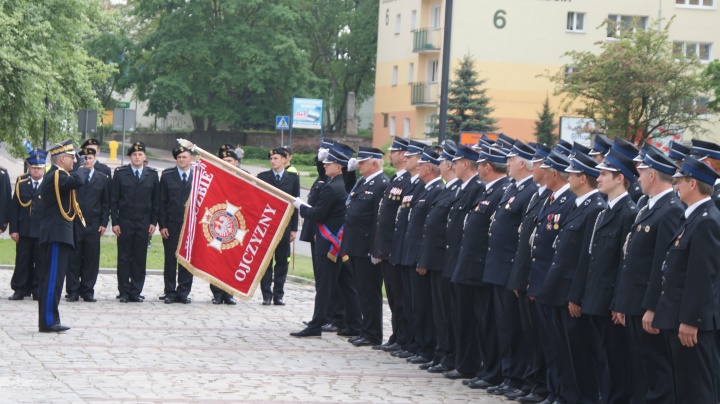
[437, 0, 453, 143]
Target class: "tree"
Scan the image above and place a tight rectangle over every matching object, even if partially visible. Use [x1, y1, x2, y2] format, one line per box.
[432, 54, 497, 141]
[702, 59, 720, 113]
[130, 0, 322, 131]
[534, 96, 557, 146]
[547, 18, 707, 143]
[0, 0, 114, 154]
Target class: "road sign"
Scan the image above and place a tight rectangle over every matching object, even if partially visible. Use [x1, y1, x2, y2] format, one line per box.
[77, 110, 98, 135]
[276, 116, 290, 130]
[116, 101, 131, 109]
[113, 108, 136, 131]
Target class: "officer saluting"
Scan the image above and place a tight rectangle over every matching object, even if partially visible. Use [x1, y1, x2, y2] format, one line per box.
[37, 140, 88, 332]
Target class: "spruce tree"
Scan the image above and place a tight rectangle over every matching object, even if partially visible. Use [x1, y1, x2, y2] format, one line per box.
[534, 96, 558, 146]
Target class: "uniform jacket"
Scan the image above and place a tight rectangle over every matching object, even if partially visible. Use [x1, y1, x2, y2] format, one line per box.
[401, 178, 445, 267]
[712, 183, 720, 210]
[451, 177, 510, 286]
[74, 160, 112, 178]
[372, 171, 410, 259]
[538, 191, 606, 307]
[158, 167, 193, 229]
[39, 166, 87, 247]
[652, 200, 720, 331]
[528, 188, 576, 298]
[341, 172, 389, 257]
[507, 188, 552, 292]
[257, 169, 300, 232]
[417, 179, 460, 272]
[442, 176, 485, 278]
[9, 174, 45, 238]
[74, 168, 110, 230]
[110, 165, 160, 227]
[0, 167, 10, 227]
[299, 175, 347, 257]
[390, 177, 424, 265]
[628, 179, 643, 203]
[613, 191, 683, 316]
[572, 194, 637, 315]
[484, 178, 538, 286]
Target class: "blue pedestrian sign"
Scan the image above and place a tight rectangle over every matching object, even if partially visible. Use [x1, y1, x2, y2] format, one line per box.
[276, 116, 290, 130]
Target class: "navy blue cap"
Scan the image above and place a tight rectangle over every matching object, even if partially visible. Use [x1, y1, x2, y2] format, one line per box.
[540, 150, 572, 172]
[597, 147, 639, 181]
[404, 140, 425, 156]
[419, 146, 441, 166]
[590, 135, 612, 156]
[357, 146, 384, 161]
[668, 140, 690, 162]
[322, 145, 351, 167]
[673, 155, 720, 186]
[633, 141, 662, 163]
[388, 137, 409, 151]
[471, 136, 494, 150]
[320, 138, 335, 149]
[495, 134, 515, 151]
[334, 142, 355, 158]
[452, 144, 480, 162]
[555, 139, 573, 156]
[611, 137, 639, 160]
[690, 139, 720, 160]
[439, 140, 457, 161]
[531, 144, 552, 163]
[27, 149, 46, 167]
[478, 147, 508, 164]
[571, 142, 592, 158]
[507, 140, 535, 160]
[528, 141, 538, 149]
[638, 147, 680, 176]
[565, 152, 600, 178]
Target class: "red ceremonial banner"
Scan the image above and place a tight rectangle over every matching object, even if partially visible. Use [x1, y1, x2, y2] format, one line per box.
[176, 157, 294, 300]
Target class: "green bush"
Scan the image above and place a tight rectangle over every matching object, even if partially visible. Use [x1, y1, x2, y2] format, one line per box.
[243, 146, 271, 159]
[383, 164, 397, 178]
[290, 153, 316, 166]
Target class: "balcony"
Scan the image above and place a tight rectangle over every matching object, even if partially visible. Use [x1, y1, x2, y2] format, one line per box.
[412, 28, 442, 53]
[411, 82, 439, 106]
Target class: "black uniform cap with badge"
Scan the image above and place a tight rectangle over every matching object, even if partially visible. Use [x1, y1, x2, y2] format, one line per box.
[81, 138, 101, 150]
[387, 137, 409, 152]
[219, 143, 235, 152]
[267, 148, 288, 159]
[357, 146, 384, 162]
[404, 140, 425, 157]
[507, 140, 536, 161]
[452, 144, 480, 162]
[597, 147, 640, 182]
[127, 141, 146, 156]
[418, 146, 441, 166]
[219, 149, 239, 161]
[540, 149, 572, 172]
[78, 148, 96, 157]
[172, 146, 191, 159]
[637, 146, 679, 176]
[672, 155, 720, 186]
[322, 145, 352, 167]
[49, 139, 77, 158]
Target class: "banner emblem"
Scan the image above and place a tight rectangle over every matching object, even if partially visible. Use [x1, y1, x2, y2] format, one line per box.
[201, 201, 248, 252]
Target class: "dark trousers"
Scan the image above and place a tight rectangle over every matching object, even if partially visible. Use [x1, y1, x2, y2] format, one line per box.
[381, 261, 405, 345]
[12, 236, 42, 295]
[665, 329, 717, 404]
[587, 314, 630, 404]
[474, 284, 502, 384]
[492, 285, 528, 388]
[162, 222, 193, 299]
[553, 306, 600, 404]
[400, 265, 417, 353]
[38, 242, 71, 329]
[307, 255, 361, 333]
[352, 256, 383, 342]
[410, 268, 435, 359]
[517, 292, 548, 397]
[432, 272, 455, 368]
[451, 282, 480, 375]
[116, 220, 149, 297]
[260, 236, 290, 302]
[66, 223, 101, 297]
[537, 303, 560, 401]
[624, 315, 674, 404]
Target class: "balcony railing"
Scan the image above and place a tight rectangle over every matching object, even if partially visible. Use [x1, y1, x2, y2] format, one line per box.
[412, 28, 442, 53]
[411, 82, 439, 106]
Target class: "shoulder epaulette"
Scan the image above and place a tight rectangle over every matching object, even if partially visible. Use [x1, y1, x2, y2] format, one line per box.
[287, 166, 298, 174]
[162, 167, 176, 174]
[16, 174, 30, 183]
[116, 165, 128, 171]
[146, 166, 157, 172]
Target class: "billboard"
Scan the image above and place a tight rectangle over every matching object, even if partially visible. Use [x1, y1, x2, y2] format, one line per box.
[459, 132, 501, 147]
[559, 117, 598, 147]
[292, 98, 323, 130]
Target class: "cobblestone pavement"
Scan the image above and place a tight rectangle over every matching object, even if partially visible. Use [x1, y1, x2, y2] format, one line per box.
[0, 270, 507, 403]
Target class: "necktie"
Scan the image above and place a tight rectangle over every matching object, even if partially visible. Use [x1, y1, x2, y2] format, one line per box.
[33, 181, 38, 191]
[346, 178, 365, 205]
[135, 170, 140, 180]
[549, 194, 555, 204]
[182, 172, 187, 184]
[276, 173, 281, 183]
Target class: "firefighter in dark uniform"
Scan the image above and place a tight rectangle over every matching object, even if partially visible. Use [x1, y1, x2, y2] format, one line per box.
[111, 141, 160, 303]
[257, 148, 300, 306]
[73, 138, 112, 178]
[8, 149, 46, 300]
[340, 146, 387, 345]
[402, 147, 444, 364]
[569, 148, 638, 403]
[65, 148, 110, 302]
[418, 142, 460, 373]
[441, 144, 485, 380]
[37, 140, 88, 332]
[0, 164, 10, 235]
[611, 137, 644, 203]
[588, 135, 613, 164]
[653, 156, 720, 404]
[613, 147, 682, 403]
[158, 146, 194, 304]
[688, 139, 720, 209]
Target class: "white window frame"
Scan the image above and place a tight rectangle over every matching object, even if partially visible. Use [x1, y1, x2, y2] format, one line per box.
[606, 14, 648, 38]
[404, 118, 411, 138]
[430, 4, 442, 30]
[408, 63, 414, 84]
[429, 59, 440, 83]
[673, 41, 713, 61]
[392, 65, 398, 86]
[675, 0, 715, 8]
[567, 12, 585, 32]
[395, 13, 401, 35]
[390, 117, 396, 136]
[410, 10, 417, 31]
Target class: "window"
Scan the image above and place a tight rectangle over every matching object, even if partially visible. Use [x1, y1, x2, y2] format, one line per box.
[431, 4, 442, 29]
[429, 59, 439, 83]
[395, 14, 401, 34]
[390, 117, 396, 136]
[410, 10, 417, 31]
[392, 66, 398, 86]
[607, 15, 648, 38]
[564, 66, 580, 78]
[408, 63, 414, 83]
[383, 113, 388, 128]
[404, 118, 411, 138]
[681, 97, 710, 118]
[425, 113, 437, 136]
[673, 41, 712, 61]
[676, 0, 714, 6]
[567, 12, 585, 32]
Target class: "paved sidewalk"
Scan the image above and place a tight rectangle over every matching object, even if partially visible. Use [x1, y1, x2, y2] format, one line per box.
[0, 269, 504, 403]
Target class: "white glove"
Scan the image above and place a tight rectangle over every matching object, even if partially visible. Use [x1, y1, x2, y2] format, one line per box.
[293, 197, 310, 209]
[317, 148, 329, 161]
[347, 157, 358, 171]
[371, 256, 381, 265]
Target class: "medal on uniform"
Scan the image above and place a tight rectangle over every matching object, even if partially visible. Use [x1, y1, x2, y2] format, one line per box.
[637, 224, 642, 232]
[675, 230, 684, 247]
[553, 214, 560, 230]
[506, 196, 515, 210]
[644, 226, 650, 233]
[546, 214, 553, 230]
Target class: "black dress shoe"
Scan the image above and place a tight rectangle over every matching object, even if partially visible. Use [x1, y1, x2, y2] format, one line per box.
[119, 295, 129, 303]
[81, 295, 97, 302]
[462, 377, 480, 386]
[390, 349, 406, 357]
[408, 355, 431, 364]
[353, 338, 381, 347]
[66, 293, 79, 302]
[321, 323, 339, 332]
[372, 342, 390, 350]
[380, 342, 401, 352]
[290, 328, 321, 338]
[273, 298, 285, 306]
[223, 295, 237, 305]
[396, 350, 414, 359]
[262, 299, 271, 305]
[176, 296, 191, 304]
[486, 382, 507, 394]
[164, 296, 176, 304]
[8, 292, 25, 301]
[39, 324, 70, 333]
[129, 295, 143, 303]
[504, 388, 527, 399]
[158, 294, 167, 300]
[418, 361, 436, 370]
[517, 394, 548, 404]
[337, 329, 360, 337]
[443, 369, 472, 379]
[212, 297, 223, 304]
[467, 379, 496, 389]
[427, 364, 452, 373]
[347, 335, 363, 343]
